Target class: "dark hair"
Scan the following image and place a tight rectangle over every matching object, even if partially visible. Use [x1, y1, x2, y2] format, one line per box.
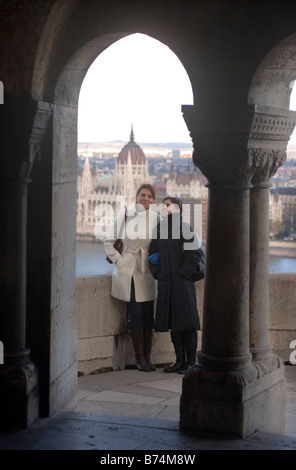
[136, 183, 156, 200]
[162, 195, 182, 213]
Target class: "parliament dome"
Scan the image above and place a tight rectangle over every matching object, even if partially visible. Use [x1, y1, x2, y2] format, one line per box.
[117, 127, 146, 165]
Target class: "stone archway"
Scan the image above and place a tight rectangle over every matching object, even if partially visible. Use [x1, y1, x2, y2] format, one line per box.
[43, 27, 296, 432]
[3, 0, 296, 434]
[32, 34, 137, 417]
[29, 20, 195, 416]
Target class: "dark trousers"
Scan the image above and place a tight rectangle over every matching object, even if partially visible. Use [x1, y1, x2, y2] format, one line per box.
[127, 278, 154, 330]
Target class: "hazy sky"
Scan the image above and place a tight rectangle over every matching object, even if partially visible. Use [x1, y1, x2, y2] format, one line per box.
[78, 32, 296, 145]
[78, 33, 194, 144]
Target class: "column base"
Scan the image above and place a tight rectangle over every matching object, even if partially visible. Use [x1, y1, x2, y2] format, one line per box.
[0, 349, 39, 429]
[251, 352, 282, 377]
[179, 361, 286, 438]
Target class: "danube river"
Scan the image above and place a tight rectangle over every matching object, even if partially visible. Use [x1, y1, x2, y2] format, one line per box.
[75, 241, 296, 277]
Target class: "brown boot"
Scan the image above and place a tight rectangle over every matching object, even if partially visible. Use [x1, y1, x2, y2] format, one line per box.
[130, 329, 150, 372]
[143, 329, 156, 371]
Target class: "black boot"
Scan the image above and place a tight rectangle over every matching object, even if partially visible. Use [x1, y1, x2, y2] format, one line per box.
[164, 330, 186, 373]
[130, 329, 151, 372]
[143, 329, 156, 370]
[178, 330, 197, 374]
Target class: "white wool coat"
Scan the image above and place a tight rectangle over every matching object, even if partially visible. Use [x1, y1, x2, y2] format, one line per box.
[104, 206, 160, 302]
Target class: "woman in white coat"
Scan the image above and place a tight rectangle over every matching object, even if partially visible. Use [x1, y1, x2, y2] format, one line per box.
[104, 184, 160, 371]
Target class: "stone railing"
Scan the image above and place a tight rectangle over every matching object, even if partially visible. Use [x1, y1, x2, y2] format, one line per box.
[75, 274, 296, 375]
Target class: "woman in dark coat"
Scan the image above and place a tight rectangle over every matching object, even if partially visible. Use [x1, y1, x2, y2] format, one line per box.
[149, 196, 205, 374]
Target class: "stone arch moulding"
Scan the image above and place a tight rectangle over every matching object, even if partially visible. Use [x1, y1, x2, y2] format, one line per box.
[31, 0, 80, 102]
[248, 32, 296, 110]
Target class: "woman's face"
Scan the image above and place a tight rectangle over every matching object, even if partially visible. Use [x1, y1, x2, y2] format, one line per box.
[161, 199, 181, 217]
[136, 189, 155, 210]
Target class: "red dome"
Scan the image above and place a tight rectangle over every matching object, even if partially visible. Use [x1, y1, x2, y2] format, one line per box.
[117, 128, 146, 165]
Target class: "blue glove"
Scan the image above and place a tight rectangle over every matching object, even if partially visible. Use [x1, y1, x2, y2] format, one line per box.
[148, 252, 160, 265]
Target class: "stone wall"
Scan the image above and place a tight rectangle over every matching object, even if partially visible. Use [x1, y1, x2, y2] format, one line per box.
[75, 274, 295, 375]
[269, 274, 296, 361]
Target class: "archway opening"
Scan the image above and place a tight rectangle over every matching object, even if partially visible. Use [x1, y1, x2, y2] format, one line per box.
[75, 32, 194, 276]
[43, 31, 195, 411]
[78, 33, 193, 144]
[74, 32, 195, 379]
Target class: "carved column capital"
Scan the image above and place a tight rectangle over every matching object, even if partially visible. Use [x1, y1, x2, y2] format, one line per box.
[248, 107, 296, 185]
[247, 148, 286, 185]
[182, 104, 256, 186]
[182, 104, 296, 187]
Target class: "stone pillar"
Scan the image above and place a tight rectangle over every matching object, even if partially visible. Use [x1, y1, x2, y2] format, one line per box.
[248, 108, 296, 377]
[249, 180, 273, 370]
[0, 177, 39, 428]
[179, 104, 292, 437]
[199, 182, 253, 375]
[0, 100, 52, 428]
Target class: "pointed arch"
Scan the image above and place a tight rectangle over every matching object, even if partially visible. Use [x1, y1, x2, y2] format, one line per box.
[249, 33, 296, 109]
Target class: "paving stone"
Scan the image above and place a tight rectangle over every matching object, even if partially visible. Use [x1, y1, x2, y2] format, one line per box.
[0, 366, 295, 451]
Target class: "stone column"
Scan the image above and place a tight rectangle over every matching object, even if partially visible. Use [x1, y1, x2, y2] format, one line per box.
[0, 100, 52, 428]
[0, 176, 39, 428]
[199, 182, 253, 374]
[248, 108, 296, 374]
[182, 105, 257, 378]
[1, 178, 29, 354]
[179, 104, 291, 437]
[249, 179, 273, 370]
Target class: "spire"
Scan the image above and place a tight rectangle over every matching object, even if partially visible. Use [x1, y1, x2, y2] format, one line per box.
[130, 124, 135, 142]
[169, 161, 175, 179]
[81, 148, 92, 195]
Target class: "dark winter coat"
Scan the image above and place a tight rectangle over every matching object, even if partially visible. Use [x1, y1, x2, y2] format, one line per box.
[148, 213, 205, 332]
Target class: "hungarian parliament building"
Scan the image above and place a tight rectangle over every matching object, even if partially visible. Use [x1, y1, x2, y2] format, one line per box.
[76, 129, 293, 244]
[76, 129, 208, 244]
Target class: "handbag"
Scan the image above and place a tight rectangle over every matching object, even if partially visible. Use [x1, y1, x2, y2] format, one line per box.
[106, 239, 123, 264]
[190, 247, 206, 282]
[105, 210, 127, 264]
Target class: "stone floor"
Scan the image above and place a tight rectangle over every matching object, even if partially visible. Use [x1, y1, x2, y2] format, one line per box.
[0, 365, 295, 451]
